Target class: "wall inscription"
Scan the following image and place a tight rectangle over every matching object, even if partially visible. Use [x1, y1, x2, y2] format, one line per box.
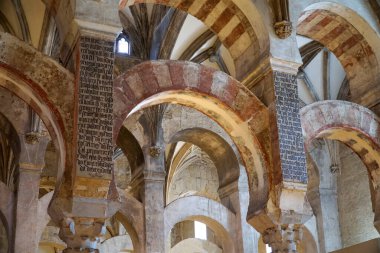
[274, 71, 307, 183]
[77, 36, 114, 179]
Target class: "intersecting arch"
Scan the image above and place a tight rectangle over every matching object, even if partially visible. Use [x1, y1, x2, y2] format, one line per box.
[114, 60, 270, 217]
[0, 32, 74, 182]
[301, 100, 380, 228]
[119, 0, 269, 80]
[297, 2, 380, 107]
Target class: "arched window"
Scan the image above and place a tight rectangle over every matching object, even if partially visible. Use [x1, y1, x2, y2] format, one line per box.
[116, 32, 131, 55]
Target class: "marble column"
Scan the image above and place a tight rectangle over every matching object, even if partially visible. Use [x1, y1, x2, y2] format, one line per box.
[219, 181, 248, 253]
[142, 145, 166, 253]
[14, 135, 49, 253]
[14, 163, 43, 253]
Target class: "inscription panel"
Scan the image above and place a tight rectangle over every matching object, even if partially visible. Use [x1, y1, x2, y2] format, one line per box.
[77, 36, 114, 179]
[274, 71, 307, 183]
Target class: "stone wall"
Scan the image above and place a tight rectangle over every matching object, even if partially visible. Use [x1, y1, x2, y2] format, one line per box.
[337, 143, 379, 247]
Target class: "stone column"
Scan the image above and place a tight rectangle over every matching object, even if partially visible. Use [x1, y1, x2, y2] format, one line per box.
[219, 182, 243, 252]
[307, 141, 342, 253]
[15, 136, 49, 253]
[142, 146, 166, 253]
[262, 225, 303, 253]
[14, 163, 43, 252]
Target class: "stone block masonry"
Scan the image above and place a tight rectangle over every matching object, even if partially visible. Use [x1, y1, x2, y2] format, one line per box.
[274, 71, 307, 183]
[77, 36, 114, 179]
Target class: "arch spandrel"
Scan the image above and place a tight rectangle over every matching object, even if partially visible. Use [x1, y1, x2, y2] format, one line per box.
[114, 60, 271, 219]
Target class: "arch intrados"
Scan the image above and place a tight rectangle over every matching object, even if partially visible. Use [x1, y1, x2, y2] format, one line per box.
[168, 127, 240, 190]
[311, 127, 380, 185]
[119, 0, 269, 80]
[121, 89, 266, 197]
[115, 60, 270, 219]
[0, 66, 66, 182]
[298, 1, 380, 61]
[0, 112, 21, 159]
[165, 196, 235, 253]
[296, 2, 380, 106]
[301, 101, 380, 187]
[114, 212, 141, 253]
[117, 126, 145, 178]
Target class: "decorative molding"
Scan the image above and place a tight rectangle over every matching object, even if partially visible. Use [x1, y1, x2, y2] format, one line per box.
[149, 145, 162, 158]
[25, 132, 40, 144]
[270, 57, 302, 75]
[75, 19, 121, 41]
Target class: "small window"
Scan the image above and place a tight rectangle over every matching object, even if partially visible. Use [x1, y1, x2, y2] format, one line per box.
[116, 33, 131, 55]
[194, 221, 207, 240]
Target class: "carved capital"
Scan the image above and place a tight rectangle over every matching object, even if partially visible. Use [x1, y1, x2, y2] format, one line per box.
[149, 145, 162, 158]
[263, 224, 303, 253]
[25, 132, 40, 144]
[59, 217, 106, 253]
[274, 20, 292, 39]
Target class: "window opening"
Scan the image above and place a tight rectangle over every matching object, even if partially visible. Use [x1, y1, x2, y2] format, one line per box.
[194, 221, 207, 240]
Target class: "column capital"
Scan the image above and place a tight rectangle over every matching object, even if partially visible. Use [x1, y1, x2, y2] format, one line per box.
[263, 224, 303, 253]
[59, 217, 106, 253]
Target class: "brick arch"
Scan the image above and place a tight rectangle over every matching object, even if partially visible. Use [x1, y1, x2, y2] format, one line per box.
[297, 3, 380, 108]
[300, 100, 380, 231]
[119, 0, 269, 80]
[114, 60, 270, 218]
[0, 32, 74, 183]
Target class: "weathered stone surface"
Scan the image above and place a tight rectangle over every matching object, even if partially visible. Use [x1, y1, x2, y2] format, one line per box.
[274, 71, 307, 183]
[114, 60, 271, 222]
[297, 8, 380, 109]
[119, 0, 269, 80]
[164, 195, 236, 253]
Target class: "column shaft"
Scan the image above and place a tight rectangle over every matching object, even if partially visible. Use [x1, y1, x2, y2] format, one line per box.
[143, 147, 166, 253]
[14, 165, 42, 253]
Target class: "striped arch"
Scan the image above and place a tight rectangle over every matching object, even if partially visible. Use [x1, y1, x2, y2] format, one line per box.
[0, 32, 74, 183]
[119, 0, 269, 80]
[297, 2, 380, 108]
[300, 100, 380, 231]
[301, 100, 380, 186]
[114, 60, 270, 218]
